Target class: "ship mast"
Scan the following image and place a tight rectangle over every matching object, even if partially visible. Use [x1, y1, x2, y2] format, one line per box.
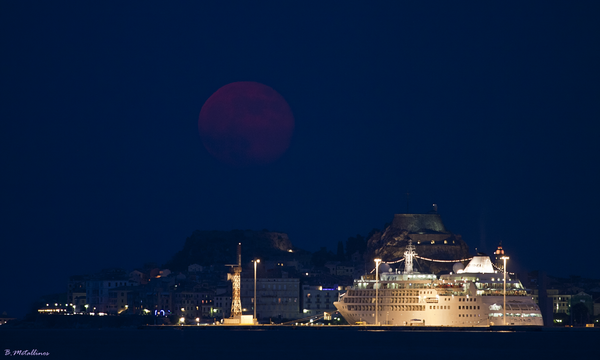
[404, 239, 417, 275]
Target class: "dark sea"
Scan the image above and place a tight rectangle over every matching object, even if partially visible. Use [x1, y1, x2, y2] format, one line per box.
[1, 327, 597, 359]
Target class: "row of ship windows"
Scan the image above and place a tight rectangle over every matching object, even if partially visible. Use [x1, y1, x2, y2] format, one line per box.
[356, 283, 434, 290]
[346, 305, 425, 312]
[426, 305, 480, 310]
[349, 290, 420, 297]
[345, 298, 479, 306]
[345, 297, 419, 304]
[348, 291, 480, 303]
[428, 297, 477, 302]
[459, 297, 477, 302]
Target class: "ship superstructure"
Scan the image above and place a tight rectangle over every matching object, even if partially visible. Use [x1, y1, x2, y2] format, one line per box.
[334, 242, 542, 327]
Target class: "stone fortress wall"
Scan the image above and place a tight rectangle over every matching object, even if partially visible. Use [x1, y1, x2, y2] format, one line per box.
[368, 210, 472, 274]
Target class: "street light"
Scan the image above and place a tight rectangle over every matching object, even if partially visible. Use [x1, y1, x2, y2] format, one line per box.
[252, 259, 260, 322]
[374, 258, 382, 326]
[501, 256, 509, 325]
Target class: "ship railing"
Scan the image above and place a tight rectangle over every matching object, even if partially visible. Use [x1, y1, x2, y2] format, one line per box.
[435, 290, 466, 296]
[479, 290, 527, 296]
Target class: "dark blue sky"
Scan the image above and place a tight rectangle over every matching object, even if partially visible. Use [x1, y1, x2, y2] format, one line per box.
[1, 2, 599, 318]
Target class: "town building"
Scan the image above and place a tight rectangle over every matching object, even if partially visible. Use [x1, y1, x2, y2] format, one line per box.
[301, 284, 345, 316]
[172, 287, 214, 321]
[213, 292, 232, 319]
[324, 262, 355, 277]
[107, 286, 143, 315]
[67, 275, 89, 313]
[532, 289, 572, 314]
[241, 277, 300, 322]
[85, 269, 137, 314]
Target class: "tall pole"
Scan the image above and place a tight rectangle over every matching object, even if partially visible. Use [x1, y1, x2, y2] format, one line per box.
[501, 256, 509, 325]
[227, 243, 243, 318]
[374, 258, 381, 326]
[253, 259, 260, 321]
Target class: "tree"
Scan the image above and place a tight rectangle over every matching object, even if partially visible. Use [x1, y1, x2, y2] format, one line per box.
[571, 302, 590, 325]
[346, 234, 366, 258]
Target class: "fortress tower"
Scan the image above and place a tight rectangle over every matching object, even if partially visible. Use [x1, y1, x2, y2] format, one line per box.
[368, 204, 471, 273]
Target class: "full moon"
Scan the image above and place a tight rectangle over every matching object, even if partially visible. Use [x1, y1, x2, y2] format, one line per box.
[198, 82, 295, 167]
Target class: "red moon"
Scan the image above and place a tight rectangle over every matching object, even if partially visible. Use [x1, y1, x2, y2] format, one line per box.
[198, 82, 295, 167]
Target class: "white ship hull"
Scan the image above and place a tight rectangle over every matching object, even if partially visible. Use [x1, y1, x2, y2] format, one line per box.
[334, 295, 542, 327]
[334, 254, 543, 327]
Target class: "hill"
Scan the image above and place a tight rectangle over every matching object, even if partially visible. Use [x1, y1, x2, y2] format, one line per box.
[164, 229, 308, 271]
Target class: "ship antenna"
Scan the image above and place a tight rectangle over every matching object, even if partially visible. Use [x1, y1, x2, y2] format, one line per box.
[404, 239, 417, 275]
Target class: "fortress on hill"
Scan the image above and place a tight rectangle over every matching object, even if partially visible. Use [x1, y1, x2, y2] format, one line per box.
[367, 205, 471, 273]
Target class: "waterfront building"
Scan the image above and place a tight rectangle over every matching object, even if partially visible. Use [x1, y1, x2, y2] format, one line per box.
[571, 291, 594, 319]
[107, 286, 143, 314]
[532, 289, 572, 314]
[301, 284, 345, 316]
[241, 277, 300, 322]
[85, 269, 137, 314]
[68, 275, 89, 313]
[172, 287, 214, 321]
[213, 291, 232, 319]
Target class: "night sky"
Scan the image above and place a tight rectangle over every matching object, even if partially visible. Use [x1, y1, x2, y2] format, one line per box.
[1, 2, 599, 318]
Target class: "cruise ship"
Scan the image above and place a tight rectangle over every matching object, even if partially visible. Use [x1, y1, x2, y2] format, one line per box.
[333, 241, 543, 327]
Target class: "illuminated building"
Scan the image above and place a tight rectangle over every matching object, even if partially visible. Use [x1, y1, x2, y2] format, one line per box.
[213, 292, 232, 319]
[68, 275, 89, 313]
[107, 286, 141, 314]
[241, 278, 300, 322]
[85, 269, 137, 313]
[302, 285, 345, 316]
[172, 288, 213, 321]
[532, 290, 593, 317]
